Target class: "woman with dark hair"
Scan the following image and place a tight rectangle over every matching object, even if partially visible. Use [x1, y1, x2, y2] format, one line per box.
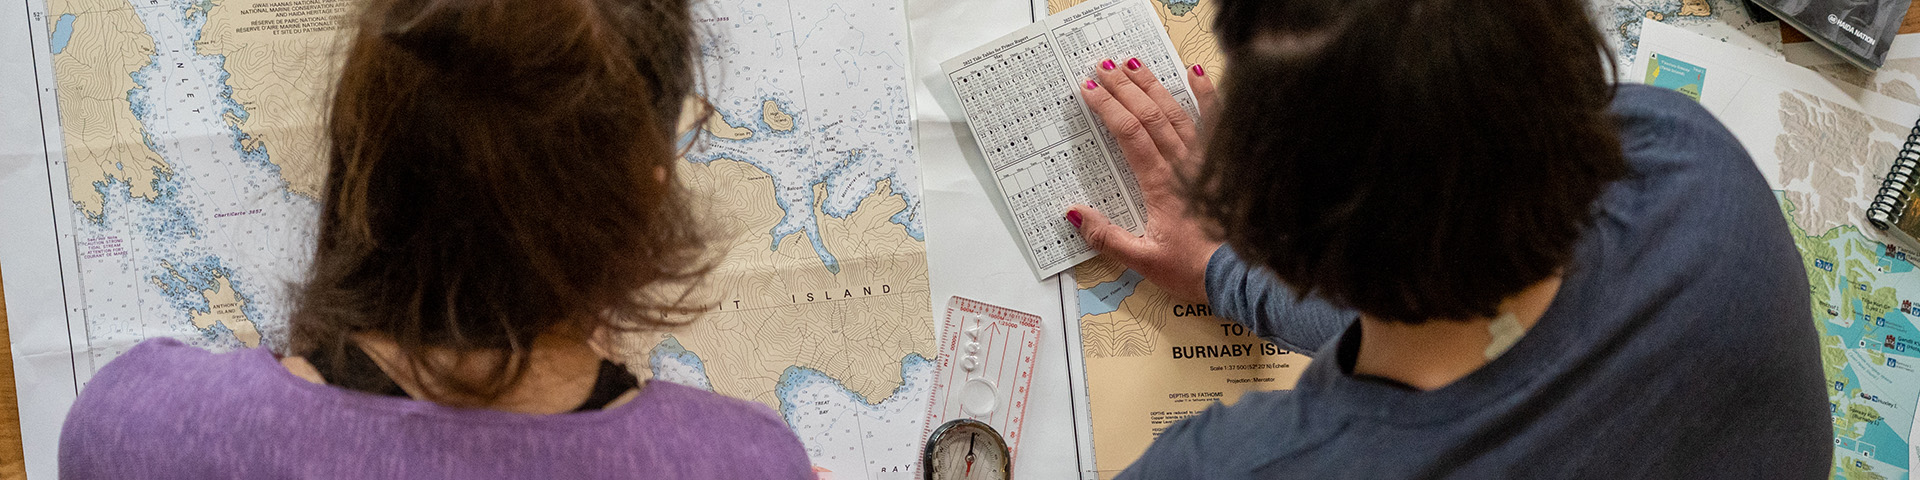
[57, 0, 812, 477]
[1068, 0, 1831, 477]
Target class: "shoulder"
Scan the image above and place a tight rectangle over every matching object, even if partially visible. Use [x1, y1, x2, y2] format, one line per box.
[1610, 84, 1711, 120]
[1119, 390, 1307, 479]
[636, 382, 814, 478]
[641, 381, 793, 433]
[68, 339, 237, 416]
[1592, 86, 1807, 305]
[1610, 84, 1724, 136]
[1609, 84, 1757, 183]
[1599, 85, 1787, 248]
[61, 339, 269, 476]
[1580, 87, 1815, 395]
[65, 338, 273, 423]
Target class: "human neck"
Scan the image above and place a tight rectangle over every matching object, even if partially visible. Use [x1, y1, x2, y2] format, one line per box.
[1350, 275, 1563, 391]
[284, 332, 637, 415]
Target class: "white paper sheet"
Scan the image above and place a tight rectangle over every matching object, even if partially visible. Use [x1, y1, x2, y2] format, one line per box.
[1785, 32, 1920, 108]
[1, 1, 83, 478]
[1634, 20, 1920, 478]
[908, 0, 1091, 477]
[0, 0, 1097, 478]
[938, 0, 1196, 279]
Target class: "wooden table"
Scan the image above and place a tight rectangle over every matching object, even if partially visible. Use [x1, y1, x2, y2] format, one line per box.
[6, 3, 1920, 479]
[0, 271, 21, 480]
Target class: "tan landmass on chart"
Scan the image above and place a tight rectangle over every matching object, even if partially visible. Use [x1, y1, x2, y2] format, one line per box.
[1641, 0, 1710, 22]
[677, 96, 754, 140]
[1875, 58, 1920, 105]
[189, 274, 262, 348]
[1074, 251, 1308, 479]
[1803, 58, 1920, 105]
[148, 263, 261, 347]
[1808, 64, 1876, 92]
[633, 158, 933, 409]
[194, 0, 349, 199]
[762, 100, 795, 132]
[1076, 254, 1128, 286]
[48, 0, 170, 217]
[1150, 0, 1222, 81]
[1051, 0, 1224, 81]
[1879, 79, 1919, 105]
[1776, 92, 1904, 238]
[704, 111, 755, 140]
[1677, 0, 1711, 17]
[153, 261, 191, 288]
[1037, 6, 1265, 471]
[1076, 256, 1168, 358]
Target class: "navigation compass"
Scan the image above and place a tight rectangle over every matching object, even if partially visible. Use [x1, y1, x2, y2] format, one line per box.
[923, 419, 1012, 480]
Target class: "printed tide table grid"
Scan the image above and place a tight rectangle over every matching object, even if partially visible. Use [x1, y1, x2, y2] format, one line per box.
[13, 2, 1920, 480]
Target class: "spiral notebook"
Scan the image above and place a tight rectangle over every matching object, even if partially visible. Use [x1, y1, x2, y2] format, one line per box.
[1867, 125, 1920, 249]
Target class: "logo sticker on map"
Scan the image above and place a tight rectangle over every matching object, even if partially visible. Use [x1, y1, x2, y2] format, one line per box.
[1645, 53, 1707, 101]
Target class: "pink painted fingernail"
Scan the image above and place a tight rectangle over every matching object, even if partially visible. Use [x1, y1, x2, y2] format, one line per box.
[1192, 64, 1206, 77]
[1084, 79, 1098, 90]
[1126, 58, 1141, 70]
[1066, 210, 1083, 228]
[1101, 59, 1116, 71]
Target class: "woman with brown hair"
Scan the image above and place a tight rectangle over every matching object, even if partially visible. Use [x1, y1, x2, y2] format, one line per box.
[1071, 0, 1830, 477]
[57, 0, 812, 477]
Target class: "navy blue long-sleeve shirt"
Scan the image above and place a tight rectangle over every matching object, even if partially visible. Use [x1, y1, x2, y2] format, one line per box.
[1119, 85, 1831, 478]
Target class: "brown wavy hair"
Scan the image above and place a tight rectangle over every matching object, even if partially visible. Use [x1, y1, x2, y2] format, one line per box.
[291, 0, 710, 404]
[1188, 0, 1627, 323]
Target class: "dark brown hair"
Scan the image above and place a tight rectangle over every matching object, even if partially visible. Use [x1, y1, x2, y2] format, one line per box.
[293, 0, 709, 404]
[1189, 0, 1628, 323]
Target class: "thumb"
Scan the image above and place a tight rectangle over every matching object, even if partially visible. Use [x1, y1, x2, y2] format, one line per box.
[1069, 205, 1153, 263]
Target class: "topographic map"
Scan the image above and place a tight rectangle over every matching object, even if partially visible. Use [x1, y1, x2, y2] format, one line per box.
[42, 0, 336, 373]
[1040, 1, 1307, 478]
[1047, 0, 1219, 79]
[1777, 84, 1920, 480]
[1590, 0, 1782, 60]
[1787, 36, 1920, 108]
[648, 0, 935, 478]
[33, 0, 930, 477]
[1636, 20, 1920, 480]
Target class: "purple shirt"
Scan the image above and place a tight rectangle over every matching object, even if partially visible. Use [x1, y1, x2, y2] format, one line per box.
[60, 338, 814, 479]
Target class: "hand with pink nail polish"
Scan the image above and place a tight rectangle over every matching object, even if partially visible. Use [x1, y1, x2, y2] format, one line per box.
[1067, 61, 1222, 302]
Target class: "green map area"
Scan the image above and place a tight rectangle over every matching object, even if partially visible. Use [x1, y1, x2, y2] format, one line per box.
[1646, 53, 1706, 101]
[1785, 198, 1920, 479]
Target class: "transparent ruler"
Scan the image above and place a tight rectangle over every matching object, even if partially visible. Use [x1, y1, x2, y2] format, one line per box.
[921, 296, 1042, 459]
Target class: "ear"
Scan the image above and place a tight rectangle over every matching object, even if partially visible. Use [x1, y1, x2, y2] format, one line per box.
[588, 326, 617, 361]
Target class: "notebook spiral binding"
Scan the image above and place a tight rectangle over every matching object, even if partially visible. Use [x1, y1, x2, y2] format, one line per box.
[1869, 124, 1920, 231]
